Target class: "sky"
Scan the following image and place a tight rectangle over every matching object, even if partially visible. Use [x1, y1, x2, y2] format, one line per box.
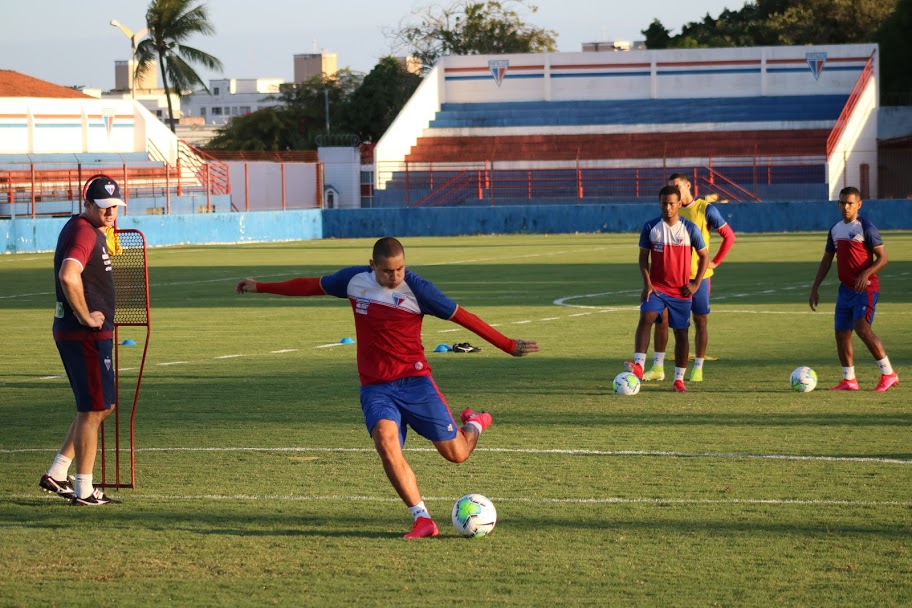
[0, 0, 742, 90]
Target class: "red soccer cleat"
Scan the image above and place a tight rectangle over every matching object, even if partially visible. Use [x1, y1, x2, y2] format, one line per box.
[403, 516, 439, 539]
[874, 372, 899, 393]
[624, 361, 644, 380]
[673, 379, 688, 392]
[460, 408, 493, 431]
[830, 379, 860, 391]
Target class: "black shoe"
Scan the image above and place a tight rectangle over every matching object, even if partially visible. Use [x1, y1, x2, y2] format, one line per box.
[71, 488, 120, 506]
[39, 474, 75, 499]
[452, 342, 481, 353]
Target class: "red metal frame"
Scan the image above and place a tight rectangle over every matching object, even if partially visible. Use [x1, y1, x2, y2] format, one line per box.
[99, 228, 151, 489]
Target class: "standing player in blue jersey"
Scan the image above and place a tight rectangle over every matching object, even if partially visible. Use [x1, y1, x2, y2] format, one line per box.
[642, 173, 736, 383]
[236, 237, 539, 538]
[809, 187, 899, 392]
[625, 186, 709, 392]
[40, 175, 125, 506]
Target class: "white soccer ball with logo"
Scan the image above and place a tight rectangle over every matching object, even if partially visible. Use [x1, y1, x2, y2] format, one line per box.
[613, 371, 641, 395]
[790, 366, 818, 392]
[452, 493, 497, 537]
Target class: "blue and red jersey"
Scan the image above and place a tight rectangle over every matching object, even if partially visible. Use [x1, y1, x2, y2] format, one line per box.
[639, 217, 707, 299]
[825, 216, 883, 291]
[53, 215, 115, 340]
[319, 267, 457, 386]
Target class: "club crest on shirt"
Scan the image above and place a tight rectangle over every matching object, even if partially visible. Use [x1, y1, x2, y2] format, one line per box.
[104, 357, 112, 371]
[392, 293, 408, 307]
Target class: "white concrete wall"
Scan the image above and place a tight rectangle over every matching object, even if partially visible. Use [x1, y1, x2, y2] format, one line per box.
[226, 161, 320, 210]
[827, 77, 879, 199]
[373, 65, 444, 188]
[319, 147, 361, 208]
[437, 44, 877, 103]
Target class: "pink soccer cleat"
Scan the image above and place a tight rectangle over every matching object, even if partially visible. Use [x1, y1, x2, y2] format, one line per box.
[403, 516, 439, 539]
[874, 372, 899, 393]
[460, 408, 493, 431]
[830, 379, 860, 391]
[673, 379, 688, 392]
[624, 361, 644, 380]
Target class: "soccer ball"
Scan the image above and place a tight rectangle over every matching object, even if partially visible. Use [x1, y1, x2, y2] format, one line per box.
[790, 366, 818, 392]
[613, 371, 641, 395]
[452, 494, 497, 538]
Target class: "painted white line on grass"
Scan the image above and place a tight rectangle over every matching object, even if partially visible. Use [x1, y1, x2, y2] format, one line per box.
[540, 317, 560, 321]
[214, 354, 243, 359]
[157, 361, 190, 366]
[512, 320, 532, 324]
[315, 343, 351, 349]
[270, 349, 298, 353]
[568, 313, 591, 317]
[37, 375, 65, 380]
[3, 446, 908, 465]
[24, 493, 903, 508]
[438, 328, 461, 333]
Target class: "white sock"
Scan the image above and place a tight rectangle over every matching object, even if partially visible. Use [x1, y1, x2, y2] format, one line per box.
[693, 357, 705, 370]
[842, 366, 856, 380]
[876, 357, 893, 375]
[47, 454, 72, 480]
[74, 474, 93, 499]
[634, 353, 646, 367]
[674, 367, 686, 381]
[465, 420, 483, 434]
[408, 501, 430, 521]
[653, 352, 666, 368]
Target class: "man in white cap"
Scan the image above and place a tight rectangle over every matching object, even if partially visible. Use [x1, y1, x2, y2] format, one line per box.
[40, 174, 126, 505]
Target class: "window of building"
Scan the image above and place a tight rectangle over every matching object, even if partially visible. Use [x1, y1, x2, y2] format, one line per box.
[240, 106, 251, 115]
[212, 107, 222, 115]
[200, 107, 207, 116]
[213, 87, 220, 96]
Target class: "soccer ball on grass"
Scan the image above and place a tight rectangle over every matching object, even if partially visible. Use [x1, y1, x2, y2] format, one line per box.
[790, 366, 817, 392]
[613, 371, 641, 395]
[452, 493, 497, 537]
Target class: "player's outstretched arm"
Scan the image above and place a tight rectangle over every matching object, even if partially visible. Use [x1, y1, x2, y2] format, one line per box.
[236, 277, 325, 297]
[450, 306, 539, 357]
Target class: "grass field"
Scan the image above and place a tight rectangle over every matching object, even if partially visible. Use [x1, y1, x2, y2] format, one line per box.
[1, 232, 910, 607]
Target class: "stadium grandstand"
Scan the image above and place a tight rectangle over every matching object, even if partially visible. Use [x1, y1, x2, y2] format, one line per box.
[374, 43, 878, 207]
[0, 70, 229, 218]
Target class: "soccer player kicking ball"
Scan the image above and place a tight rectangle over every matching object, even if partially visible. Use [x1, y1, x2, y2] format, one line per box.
[809, 187, 899, 392]
[625, 186, 709, 392]
[236, 237, 538, 538]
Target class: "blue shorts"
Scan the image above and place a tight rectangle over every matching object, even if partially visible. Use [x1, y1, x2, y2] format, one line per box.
[641, 291, 692, 330]
[55, 338, 116, 412]
[691, 278, 711, 316]
[360, 375, 459, 446]
[835, 283, 878, 331]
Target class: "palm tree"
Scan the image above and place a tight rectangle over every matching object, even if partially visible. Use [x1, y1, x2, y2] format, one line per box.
[135, 0, 223, 131]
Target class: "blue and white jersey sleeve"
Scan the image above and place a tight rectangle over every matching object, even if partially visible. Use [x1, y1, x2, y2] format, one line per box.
[639, 220, 655, 249]
[861, 217, 884, 249]
[825, 225, 837, 254]
[705, 204, 727, 231]
[685, 220, 707, 251]
[404, 270, 458, 320]
[321, 266, 371, 298]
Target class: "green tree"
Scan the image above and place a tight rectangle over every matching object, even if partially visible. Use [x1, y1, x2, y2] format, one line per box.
[387, 0, 557, 73]
[877, 0, 912, 102]
[135, 0, 223, 132]
[206, 108, 292, 150]
[277, 70, 364, 148]
[339, 57, 422, 143]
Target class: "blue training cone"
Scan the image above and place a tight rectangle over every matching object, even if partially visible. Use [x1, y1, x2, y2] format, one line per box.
[434, 344, 452, 352]
[339, 337, 355, 344]
[121, 339, 137, 346]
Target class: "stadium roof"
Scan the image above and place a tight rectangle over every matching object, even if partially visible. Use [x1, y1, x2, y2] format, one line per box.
[0, 70, 91, 98]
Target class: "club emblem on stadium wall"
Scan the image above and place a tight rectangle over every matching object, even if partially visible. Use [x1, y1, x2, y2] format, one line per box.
[805, 52, 827, 80]
[489, 59, 509, 87]
[102, 108, 116, 137]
